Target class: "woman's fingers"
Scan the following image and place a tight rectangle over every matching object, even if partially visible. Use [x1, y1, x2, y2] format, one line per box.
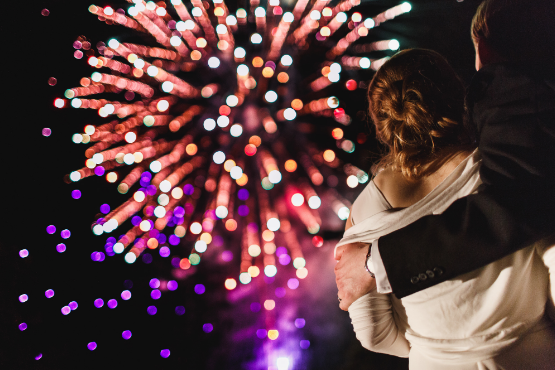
[334, 242, 375, 311]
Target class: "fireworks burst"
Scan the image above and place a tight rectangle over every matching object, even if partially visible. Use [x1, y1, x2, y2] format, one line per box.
[58, 0, 410, 290]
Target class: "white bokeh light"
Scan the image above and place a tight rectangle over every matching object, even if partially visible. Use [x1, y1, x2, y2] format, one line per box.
[195, 240, 208, 253]
[226, 95, 239, 107]
[215, 206, 229, 219]
[338, 206, 350, 220]
[265, 90, 278, 103]
[327, 72, 340, 82]
[133, 59, 145, 69]
[310, 10, 321, 20]
[176, 21, 186, 31]
[237, 64, 249, 76]
[215, 24, 227, 34]
[239, 272, 252, 284]
[191, 7, 202, 17]
[264, 265, 277, 277]
[92, 153, 104, 164]
[70, 171, 81, 182]
[255, 7, 266, 17]
[157, 100, 169, 112]
[190, 222, 202, 234]
[170, 36, 182, 46]
[347, 175, 359, 188]
[330, 63, 342, 74]
[159, 180, 171, 193]
[150, 160, 162, 173]
[230, 124, 243, 137]
[336, 12, 347, 23]
[389, 39, 400, 50]
[147, 66, 158, 77]
[327, 96, 339, 108]
[291, 193, 304, 206]
[71, 99, 82, 108]
[230, 166, 243, 179]
[267, 217, 280, 231]
[226, 15, 237, 26]
[113, 242, 124, 254]
[92, 224, 103, 235]
[208, 57, 220, 68]
[124, 153, 135, 165]
[204, 118, 216, 131]
[277, 357, 290, 370]
[268, 170, 282, 184]
[282, 12, 294, 23]
[364, 18, 375, 28]
[161, 81, 174, 92]
[234, 47, 246, 59]
[154, 206, 166, 218]
[359, 57, 371, 69]
[108, 39, 119, 49]
[250, 33, 262, 44]
[213, 151, 226, 164]
[280, 54, 292, 66]
[124, 252, 136, 264]
[284, 108, 296, 120]
[308, 196, 321, 209]
[217, 116, 230, 127]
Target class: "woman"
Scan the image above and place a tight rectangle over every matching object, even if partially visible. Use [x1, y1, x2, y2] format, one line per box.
[335, 48, 555, 369]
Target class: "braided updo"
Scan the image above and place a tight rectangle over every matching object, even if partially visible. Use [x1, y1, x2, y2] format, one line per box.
[368, 49, 475, 179]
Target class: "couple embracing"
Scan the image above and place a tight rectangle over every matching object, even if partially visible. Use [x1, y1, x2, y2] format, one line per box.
[335, 0, 555, 368]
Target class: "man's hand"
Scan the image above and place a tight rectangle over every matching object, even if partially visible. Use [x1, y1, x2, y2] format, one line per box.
[335, 242, 376, 311]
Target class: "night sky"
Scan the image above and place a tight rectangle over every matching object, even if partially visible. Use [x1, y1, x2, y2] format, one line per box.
[5, 0, 482, 369]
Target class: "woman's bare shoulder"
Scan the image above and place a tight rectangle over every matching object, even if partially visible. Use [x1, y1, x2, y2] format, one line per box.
[373, 167, 418, 208]
[373, 150, 474, 208]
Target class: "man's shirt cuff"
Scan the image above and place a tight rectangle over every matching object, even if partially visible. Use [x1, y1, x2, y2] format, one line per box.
[371, 239, 392, 293]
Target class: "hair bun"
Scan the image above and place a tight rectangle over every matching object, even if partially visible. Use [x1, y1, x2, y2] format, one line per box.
[368, 49, 475, 179]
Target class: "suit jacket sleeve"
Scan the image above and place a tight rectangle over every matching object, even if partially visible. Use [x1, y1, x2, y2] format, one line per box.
[378, 63, 555, 298]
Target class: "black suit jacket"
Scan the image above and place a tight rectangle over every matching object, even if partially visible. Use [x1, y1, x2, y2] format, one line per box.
[379, 63, 555, 298]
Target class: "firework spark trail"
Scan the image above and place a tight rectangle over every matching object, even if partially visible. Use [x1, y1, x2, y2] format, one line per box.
[61, 0, 410, 286]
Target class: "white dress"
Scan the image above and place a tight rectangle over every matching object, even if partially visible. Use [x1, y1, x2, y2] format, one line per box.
[338, 150, 555, 369]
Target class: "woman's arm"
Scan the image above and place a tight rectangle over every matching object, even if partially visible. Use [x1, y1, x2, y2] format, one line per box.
[341, 211, 410, 357]
[348, 292, 410, 357]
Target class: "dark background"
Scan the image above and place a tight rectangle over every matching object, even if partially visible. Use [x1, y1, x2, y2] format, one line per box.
[4, 0, 481, 369]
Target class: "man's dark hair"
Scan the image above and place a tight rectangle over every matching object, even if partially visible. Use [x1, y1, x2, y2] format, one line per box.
[471, 0, 555, 67]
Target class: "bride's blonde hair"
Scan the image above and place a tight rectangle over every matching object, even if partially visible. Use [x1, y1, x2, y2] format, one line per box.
[368, 49, 475, 179]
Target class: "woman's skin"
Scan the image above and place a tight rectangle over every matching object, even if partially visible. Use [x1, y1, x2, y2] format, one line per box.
[373, 151, 473, 209]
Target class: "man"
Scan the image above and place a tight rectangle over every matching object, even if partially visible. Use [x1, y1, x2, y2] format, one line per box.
[336, 0, 555, 308]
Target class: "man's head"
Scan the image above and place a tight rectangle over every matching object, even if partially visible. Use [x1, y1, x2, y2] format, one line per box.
[471, 0, 555, 70]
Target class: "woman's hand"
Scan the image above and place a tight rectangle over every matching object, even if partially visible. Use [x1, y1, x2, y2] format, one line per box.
[335, 242, 376, 311]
